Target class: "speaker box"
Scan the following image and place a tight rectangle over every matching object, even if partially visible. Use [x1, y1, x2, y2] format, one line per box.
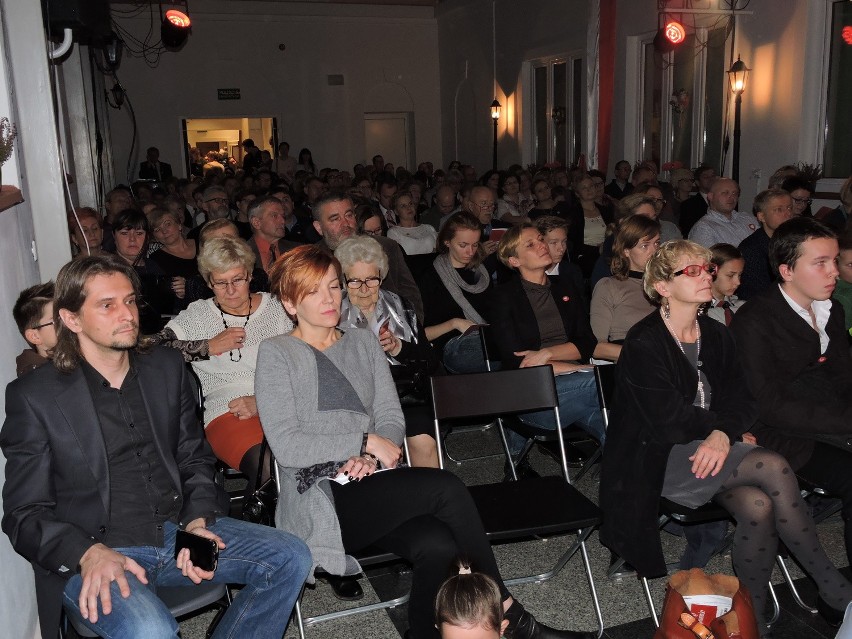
[42, 0, 112, 42]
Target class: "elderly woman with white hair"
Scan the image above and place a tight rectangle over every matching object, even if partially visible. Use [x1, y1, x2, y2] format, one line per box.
[334, 235, 441, 467]
[154, 236, 293, 488]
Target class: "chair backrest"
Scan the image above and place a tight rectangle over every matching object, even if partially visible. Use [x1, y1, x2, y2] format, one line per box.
[430, 365, 558, 421]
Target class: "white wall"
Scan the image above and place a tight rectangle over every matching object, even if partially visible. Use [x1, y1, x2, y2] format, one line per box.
[436, 0, 589, 172]
[0, 0, 66, 635]
[609, 0, 817, 210]
[107, 1, 442, 181]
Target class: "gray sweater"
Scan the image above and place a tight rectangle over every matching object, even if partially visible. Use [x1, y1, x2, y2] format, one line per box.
[255, 328, 405, 578]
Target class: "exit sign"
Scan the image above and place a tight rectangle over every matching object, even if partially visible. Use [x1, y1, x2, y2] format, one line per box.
[217, 88, 241, 100]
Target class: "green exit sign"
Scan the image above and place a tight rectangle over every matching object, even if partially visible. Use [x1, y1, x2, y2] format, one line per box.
[217, 88, 240, 100]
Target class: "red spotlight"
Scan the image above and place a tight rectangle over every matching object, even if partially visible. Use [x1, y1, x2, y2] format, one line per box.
[165, 9, 191, 28]
[161, 8, 191, 49]
[664, 20, 686, 45]
[843, 26, 852, 46]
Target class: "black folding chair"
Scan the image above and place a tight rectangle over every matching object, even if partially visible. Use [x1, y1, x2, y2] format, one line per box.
[431, 365, 604, 638]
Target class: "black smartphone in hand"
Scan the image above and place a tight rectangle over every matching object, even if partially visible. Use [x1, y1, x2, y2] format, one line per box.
[174, 529, 219, 572]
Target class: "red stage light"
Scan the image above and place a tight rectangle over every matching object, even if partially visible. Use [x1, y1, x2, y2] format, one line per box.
[664, 21, 686, 45]
[165, 9, 191, 28]
[843, 26, 852, 46]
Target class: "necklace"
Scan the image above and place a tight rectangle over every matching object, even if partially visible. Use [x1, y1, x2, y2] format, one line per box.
[216, 295, 253, 362]
[661, 309, 705, 409]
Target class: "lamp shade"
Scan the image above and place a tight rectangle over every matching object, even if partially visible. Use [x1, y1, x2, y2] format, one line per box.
[727, 55, 750, 95]
[490, 99, 501, 121]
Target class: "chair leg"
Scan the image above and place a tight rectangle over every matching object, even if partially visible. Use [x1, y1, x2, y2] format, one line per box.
[205, 588, 233, 638]
[294, 590, 307, 639]
[572, 447, 602, 482]
[776, 555, 818, 613]
[641, 576, 659, 627]
[767, 582, 781, 626]
[578, 540, 605, 638]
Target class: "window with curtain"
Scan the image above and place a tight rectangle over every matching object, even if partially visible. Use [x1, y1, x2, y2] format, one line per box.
[531, 55, 583, 168]
[824, 0, 852, 178]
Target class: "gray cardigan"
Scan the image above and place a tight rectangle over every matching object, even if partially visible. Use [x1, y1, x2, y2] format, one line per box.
[255, 328, 405, 578]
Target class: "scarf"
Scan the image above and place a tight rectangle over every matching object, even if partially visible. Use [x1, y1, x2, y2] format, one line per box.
[339, 289, 416, 364]
[432, 252, 489, 325]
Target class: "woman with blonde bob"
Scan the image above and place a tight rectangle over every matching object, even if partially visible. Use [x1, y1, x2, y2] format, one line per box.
[155, 236, 293, 490]
[255, 244, 594, 639]
[600, 240, 852, 635]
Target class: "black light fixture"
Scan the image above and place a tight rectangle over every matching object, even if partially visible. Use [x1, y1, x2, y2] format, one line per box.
[102, 32, 124, 71]
[160, 3, 192, 50]
[727, 55, 750, 183]
[653, 15, 686, 53]
[107, 81, 126, 110]
[490, 98, 501, 170]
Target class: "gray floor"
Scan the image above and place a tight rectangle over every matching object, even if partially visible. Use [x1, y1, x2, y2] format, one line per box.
[177, 425, 848, 639]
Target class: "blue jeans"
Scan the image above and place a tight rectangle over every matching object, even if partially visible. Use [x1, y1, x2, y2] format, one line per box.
[63, 517, 311, 639]
[442, 332, 500, 374]
[507, 370, 605, 457]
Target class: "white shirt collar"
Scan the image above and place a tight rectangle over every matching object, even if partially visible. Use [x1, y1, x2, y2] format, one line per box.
[778, 284, 832, 353]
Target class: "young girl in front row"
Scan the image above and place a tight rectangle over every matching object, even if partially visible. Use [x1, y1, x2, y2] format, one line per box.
[707, 243, 746, 326]
[435, 564, 509, 639]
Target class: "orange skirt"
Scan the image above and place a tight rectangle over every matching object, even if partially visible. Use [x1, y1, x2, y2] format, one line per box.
[205, 412, 264, 471]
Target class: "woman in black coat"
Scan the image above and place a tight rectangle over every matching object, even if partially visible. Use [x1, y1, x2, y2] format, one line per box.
[599, 240, 851, 634]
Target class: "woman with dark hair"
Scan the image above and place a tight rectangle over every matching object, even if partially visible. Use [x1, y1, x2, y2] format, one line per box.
[417, 212, 496, 373]
[496, 172, 531, 224]
[527, 178, 569, 221]
[296, 147, 316, 175]
[564, 174, 615, 278]
[255, 244, 592, 639]
[68, 207, 106, 258]
[479, 169, 501, 192]
[355, 204, 387, 237]
[781, 175, 815, 218]
[600, 240, 852, 635]
[590, 215, 660, 351]
[109, 209, 176, 332]
[387, 190, 438, 255]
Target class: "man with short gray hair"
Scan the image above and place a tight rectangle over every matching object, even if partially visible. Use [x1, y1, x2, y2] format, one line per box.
[247, 196, 301, 272]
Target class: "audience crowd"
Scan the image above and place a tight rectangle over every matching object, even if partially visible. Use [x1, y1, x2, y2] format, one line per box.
[4, 146, 852, 639]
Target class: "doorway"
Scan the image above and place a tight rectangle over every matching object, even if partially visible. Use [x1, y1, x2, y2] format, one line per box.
[181, 116, 277, 175]
[364, 112, 415, 173]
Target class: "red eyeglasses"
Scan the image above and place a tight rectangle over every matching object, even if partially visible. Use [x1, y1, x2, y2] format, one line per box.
[673, 263, 717, 277]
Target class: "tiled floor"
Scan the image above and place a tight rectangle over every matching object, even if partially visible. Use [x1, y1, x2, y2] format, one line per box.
[174, 426, 848, 639]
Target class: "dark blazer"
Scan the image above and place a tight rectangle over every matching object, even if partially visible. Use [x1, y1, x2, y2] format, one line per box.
[730, 285, 852, 469]
[564, 202, 614, 260]
[0, 347, 224, 635]
[599, 312, 756, 577]
[491, 275, 596, 369]
[138, 160, 173, 181]
[604, 180, 632, 200]
[679, 193, 709, 237]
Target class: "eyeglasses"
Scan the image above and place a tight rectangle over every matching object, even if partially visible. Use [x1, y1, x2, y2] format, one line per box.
[792, 197, 813, 206]
[363, 229, 383, 236]
[32, 320, 54, 330]
[345, 276, 382, 289]
[651, 197, 667, 206]
[206, 197, 228, 204]
[673, 264, 718, 277]
[474, 201, 496, 210]
[210, 276, 250, 290]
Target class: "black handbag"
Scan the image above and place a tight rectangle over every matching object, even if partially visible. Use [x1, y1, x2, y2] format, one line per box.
[241, 440, 278, 527]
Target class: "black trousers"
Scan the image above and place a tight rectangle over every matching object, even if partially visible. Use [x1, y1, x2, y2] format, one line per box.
[797, 441, 852, 564]
[330, 467, 507, 638]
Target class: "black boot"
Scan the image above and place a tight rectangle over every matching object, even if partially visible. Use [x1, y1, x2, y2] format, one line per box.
[503, 458, 540, 482]
[504, 600, 596, 639]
